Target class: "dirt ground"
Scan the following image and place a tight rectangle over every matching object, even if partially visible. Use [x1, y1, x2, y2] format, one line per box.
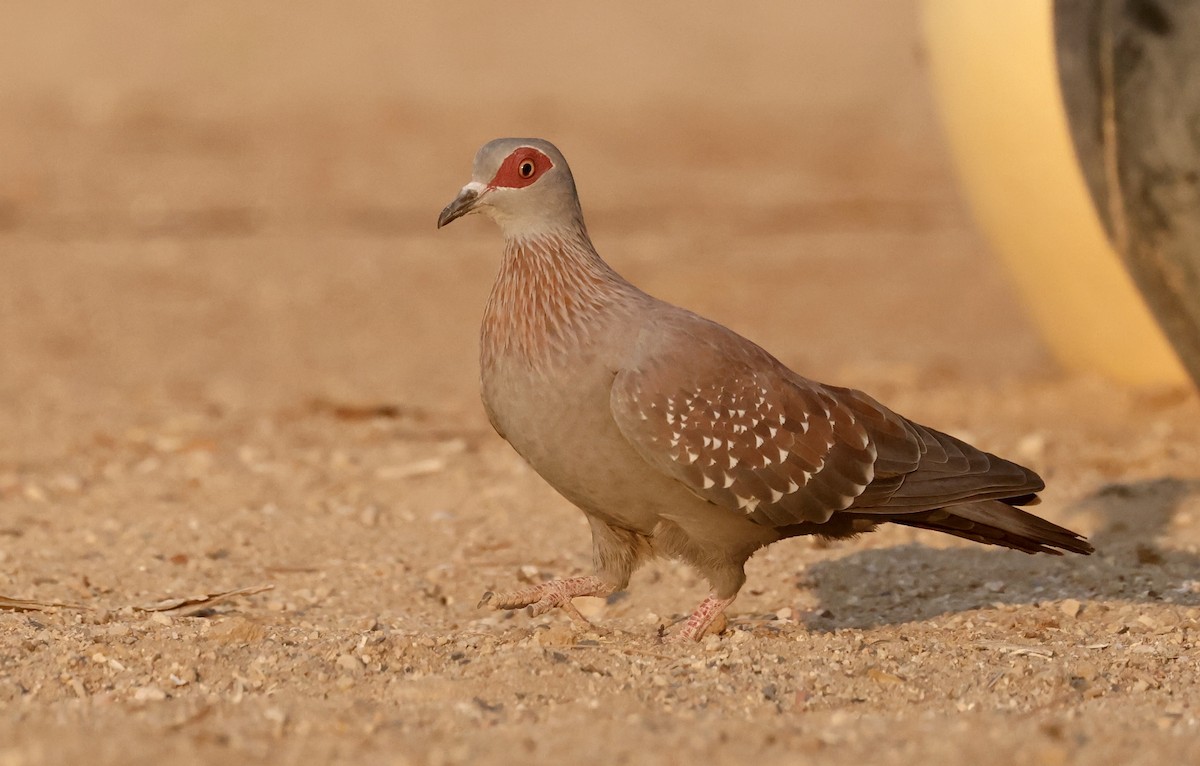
[3, 3, 1200, 765]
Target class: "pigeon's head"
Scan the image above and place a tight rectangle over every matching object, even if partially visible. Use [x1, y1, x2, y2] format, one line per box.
[437, 138, 583, 236]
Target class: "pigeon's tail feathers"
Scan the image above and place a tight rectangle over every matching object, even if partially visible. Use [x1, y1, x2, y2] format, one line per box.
[886, 500, 1094, 555]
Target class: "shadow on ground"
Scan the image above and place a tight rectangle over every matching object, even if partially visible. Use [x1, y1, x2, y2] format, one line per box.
[802, 477, 1200, 630]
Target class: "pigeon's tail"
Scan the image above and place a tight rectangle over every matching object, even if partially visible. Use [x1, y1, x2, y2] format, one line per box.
[887, 500, 1094, 556]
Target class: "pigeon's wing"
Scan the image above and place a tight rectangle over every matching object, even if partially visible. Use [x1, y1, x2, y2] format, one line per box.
[609, 319, 1042, 528]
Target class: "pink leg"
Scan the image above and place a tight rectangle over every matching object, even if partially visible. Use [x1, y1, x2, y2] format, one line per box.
[478, 575, 614, 626]
[668, 593, 736, 643]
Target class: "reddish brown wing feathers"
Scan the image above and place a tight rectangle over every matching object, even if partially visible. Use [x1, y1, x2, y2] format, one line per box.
[609, 322, 1043, 529]
[611, 365, 870, 524]
[833, 386, 1045, 512]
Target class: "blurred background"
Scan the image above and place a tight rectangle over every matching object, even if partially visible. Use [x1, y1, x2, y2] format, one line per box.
[5, 8, 1200, 763]
[0, 1, 1161, 463]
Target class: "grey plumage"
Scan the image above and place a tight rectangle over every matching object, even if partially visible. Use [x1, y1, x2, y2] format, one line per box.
[439, 137, 1093, 642]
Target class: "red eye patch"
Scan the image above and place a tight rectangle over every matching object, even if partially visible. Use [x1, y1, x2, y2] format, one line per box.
[488, 148, 554, 189]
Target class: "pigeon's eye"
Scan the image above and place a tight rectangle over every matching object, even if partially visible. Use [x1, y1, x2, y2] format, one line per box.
[488, 148, 552, 188]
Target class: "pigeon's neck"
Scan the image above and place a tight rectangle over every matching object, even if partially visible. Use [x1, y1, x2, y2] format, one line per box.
[482, 225, 642, 370]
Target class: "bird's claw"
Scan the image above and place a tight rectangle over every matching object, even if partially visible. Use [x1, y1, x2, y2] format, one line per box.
[662, 595, 734, 644]
[475, 576, 613, 627]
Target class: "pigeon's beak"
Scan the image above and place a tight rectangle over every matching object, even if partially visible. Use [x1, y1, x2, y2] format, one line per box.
[437, 182, 487, 229]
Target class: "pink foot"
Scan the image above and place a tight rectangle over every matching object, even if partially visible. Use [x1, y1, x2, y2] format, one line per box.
[667, 593, 736, 643]
[478, 575, 614, 626]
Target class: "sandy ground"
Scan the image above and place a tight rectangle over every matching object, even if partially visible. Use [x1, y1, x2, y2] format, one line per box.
[3, 3, 1200, 764]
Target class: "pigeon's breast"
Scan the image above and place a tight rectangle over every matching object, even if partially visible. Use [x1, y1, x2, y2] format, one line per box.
[480, 337, 692, 534]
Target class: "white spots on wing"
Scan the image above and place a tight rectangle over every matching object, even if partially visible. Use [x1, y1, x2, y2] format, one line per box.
[736, 495, 761, 513]
[644, 378, 860, 513]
